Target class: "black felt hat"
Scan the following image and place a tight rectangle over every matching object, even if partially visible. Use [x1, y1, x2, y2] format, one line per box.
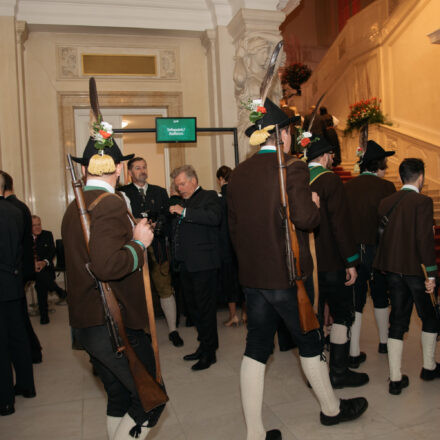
[305, 135, 334, 161]
[71, 137, 134, 166]
[245, 98, 301, 138]
[362, 140, 395, 163]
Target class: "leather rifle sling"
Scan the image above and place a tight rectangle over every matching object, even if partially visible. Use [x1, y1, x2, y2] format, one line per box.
[89, 192, 163, 383]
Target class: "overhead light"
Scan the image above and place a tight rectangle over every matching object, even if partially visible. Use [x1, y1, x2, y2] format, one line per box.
[121, 120, 128, 128]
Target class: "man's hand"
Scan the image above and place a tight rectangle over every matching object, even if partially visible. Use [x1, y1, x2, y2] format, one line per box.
[35, 260, 47, 273]
[169, 204, 184, 216]
[345, 267, 357, 286]
[312, 191, 320, 208]
[425, 278, 436, 295]
[133, 219, 154, 248]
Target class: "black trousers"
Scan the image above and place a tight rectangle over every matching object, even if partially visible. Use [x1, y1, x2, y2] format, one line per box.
[354, 244, 389, 312]
[243, 287, 322, 364]
[74, 326, 162, 425]
[219, 259, 243, 304]
[179, 264, 219, 353]
[318, 269, 355, 328]
[0, 298, 35, 405]
[387, 272, 440, 340]
[35, 269, 62, 318]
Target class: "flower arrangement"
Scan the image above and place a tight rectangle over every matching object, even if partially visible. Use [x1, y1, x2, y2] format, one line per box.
[241, 98, 267, 123]
[92, 118, 114, 150]
[344, 97, 389, 135]
[296, 128, 319, 158]
[281, 63, 312, 96]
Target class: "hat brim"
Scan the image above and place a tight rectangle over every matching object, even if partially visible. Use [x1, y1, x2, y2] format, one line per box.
[71, 153, 134, 166]
[245, 115, 301, 138]
[384, 151, 395, 157]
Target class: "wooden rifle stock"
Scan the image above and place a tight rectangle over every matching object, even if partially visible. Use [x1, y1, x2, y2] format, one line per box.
[66, 155, 168, 412]
[275, 127, 320, 334]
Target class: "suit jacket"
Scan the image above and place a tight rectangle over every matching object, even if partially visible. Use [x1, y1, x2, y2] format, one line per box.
[227, 152, 320, 289]
[6, 194, 34, 281]
[218, 184, 235, 262]
[303, 113, 326, 136]
[309, 166, 359, 272]
[374, 189, 437, 277]
[61, 188, 147, 329]
[34, 230, 56, 278]
[171, 187, 221, 272]
[119, 182, 170, 262]
[345, 174, 396, 245]
[0, 197, 24, 301]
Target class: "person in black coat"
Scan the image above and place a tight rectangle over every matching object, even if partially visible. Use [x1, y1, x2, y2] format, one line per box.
[119, 157, 183, 347]
[1, 171, 42, 363]
[0, 174, 35, 416]
[169, 165, 222, 371]
[32, 215, 66, 324]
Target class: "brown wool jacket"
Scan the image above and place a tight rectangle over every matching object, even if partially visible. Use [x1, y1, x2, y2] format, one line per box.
[309, 166, 359, 272]
[61, 188, 147, 329]
[374, 189, 437, 277]
[227, 151, 320, 290]
[345, 173, 396, 245]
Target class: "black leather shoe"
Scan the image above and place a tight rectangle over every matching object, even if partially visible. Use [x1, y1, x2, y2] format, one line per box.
[349, 352, 367, 369]
[266, 429, 282, 439]
[420, 363, 440, 381]
[191, 352, 216, 371]
[169, 331, 184, 347]
[389, 374, 409, 395]
[378, 343, 388, 354]
[320, 398, 368, 425]
[183, 346, 202, 361]
[14, 386, 36, 398]
[0, 404, 15, 416]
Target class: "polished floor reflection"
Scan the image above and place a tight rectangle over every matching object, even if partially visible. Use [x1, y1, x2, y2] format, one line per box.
[1, 298, 439, 440]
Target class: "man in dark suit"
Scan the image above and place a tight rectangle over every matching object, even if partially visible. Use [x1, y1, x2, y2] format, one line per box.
[374, 158, 439, 395]
[120, 157, 183, 347]
[1, 171, 42, 363]
[169, 165, 221, 371]
[0, 173, 36, 416]
[32, 215, 67, 324]
[228, 99, 367, 438]
[345, 141, 396, 365]
[306, 136, 369, 389]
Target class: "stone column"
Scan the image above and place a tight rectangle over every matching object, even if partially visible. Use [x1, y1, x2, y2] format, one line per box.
[228, 9, 286, 159]
[0, 16, 30, 204]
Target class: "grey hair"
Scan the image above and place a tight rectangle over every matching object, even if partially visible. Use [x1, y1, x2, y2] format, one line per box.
[170, 164, 198, 182]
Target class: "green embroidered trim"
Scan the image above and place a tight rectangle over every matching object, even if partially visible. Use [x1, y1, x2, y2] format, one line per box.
[309, 166, 332, 185]
[124, 244, 138, 272]
[83, 186, 110, 192]
[360, 172, 376, 176]
[425, 265, 438, 272]
[256, 150, 276, 154]
[347, 253, 360, 263]
[401, 187, 416, 192]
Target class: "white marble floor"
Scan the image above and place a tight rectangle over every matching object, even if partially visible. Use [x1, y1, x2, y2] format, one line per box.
[1, 299, 439, 440]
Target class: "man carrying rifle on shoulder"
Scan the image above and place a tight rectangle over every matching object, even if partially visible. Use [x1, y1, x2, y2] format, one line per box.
[227, 99, 367, 440]
[62, 131, 165, 439]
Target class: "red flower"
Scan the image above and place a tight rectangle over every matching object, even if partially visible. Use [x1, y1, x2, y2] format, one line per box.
[301, 137, 311, 147]
[257, 106, 267, 114]
[99, 130, 111, 139]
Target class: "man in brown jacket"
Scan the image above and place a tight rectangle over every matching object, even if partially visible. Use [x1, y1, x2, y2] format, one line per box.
[62, 136, 163, 440]
[345, 141, 396, 365]
[228, 99, 367, 439]
[374, 158, 439, 395]
[306, 136, 369, 389]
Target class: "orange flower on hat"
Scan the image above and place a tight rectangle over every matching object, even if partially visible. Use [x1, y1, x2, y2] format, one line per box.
[99, 130, 111, 139]
[301, 137, 311, 147]
[257, 106, 267, 114]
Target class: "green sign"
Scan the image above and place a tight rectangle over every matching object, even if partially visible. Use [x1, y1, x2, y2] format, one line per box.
[156, 117, 197, 143]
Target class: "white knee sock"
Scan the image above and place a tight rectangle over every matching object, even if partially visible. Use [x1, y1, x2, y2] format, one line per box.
[421, 331, 437, 371]
[107, 415, 122, 440]
[330, 323, 348, 344]
[349, 312, 362, 357]
[240, 356, 266, 440]
[387, 338, 403, 381]
[113, 413, 150, 440]
[160, 296, 177, 333]
[374, 307, 389, 344]
[300, 355, 340, 417]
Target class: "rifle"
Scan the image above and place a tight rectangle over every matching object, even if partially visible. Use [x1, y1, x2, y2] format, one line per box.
[66, 154, 168, 412]
[275, 125, 320, 333]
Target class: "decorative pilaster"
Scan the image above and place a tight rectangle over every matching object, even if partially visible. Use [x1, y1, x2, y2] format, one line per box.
[228, 9, 286, 159]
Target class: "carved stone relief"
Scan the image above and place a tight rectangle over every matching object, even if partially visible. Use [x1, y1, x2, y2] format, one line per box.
[160, 50, 178, 79]
[58, 47, 78, 79]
